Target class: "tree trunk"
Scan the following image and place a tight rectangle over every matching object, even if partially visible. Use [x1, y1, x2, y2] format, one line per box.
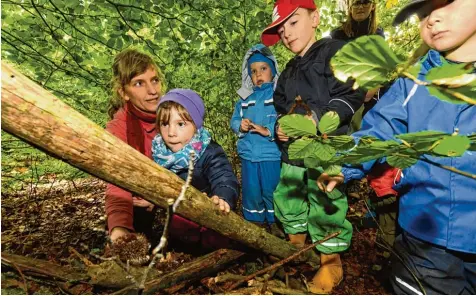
[1, 61, 318, 264]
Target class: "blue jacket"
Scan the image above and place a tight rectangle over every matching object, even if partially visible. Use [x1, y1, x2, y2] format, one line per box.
[176, 141, 239, 210]
[230, 44, 281, 162]
[342, 50, 476, 254]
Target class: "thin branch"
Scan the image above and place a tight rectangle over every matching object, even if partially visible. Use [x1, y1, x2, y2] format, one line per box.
[226, 231, 341, 291]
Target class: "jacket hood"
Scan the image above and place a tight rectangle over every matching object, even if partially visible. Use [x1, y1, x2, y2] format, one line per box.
[237, 43, 280, 100]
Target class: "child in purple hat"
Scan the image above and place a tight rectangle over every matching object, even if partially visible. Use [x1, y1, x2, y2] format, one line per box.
[151, 88, 239, 250]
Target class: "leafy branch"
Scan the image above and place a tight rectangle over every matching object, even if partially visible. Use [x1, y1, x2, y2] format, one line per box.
[331, 35, 476, 105]
[279, 113, 475, 180]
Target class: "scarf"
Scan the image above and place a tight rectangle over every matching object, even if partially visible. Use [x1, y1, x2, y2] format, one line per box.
[151, 128, 211, 173]
[125, 102, 157, 154]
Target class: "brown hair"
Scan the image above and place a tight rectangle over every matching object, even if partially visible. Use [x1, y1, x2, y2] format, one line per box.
[341, 0, 378, 38]
[108, 48, 166, 119]
[156, 101, 196, 134]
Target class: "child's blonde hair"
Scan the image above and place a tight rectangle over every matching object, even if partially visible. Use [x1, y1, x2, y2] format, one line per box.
[156, 101, 196, 134]
[108, 48, 166, 119]
[341, 1, 378, 38]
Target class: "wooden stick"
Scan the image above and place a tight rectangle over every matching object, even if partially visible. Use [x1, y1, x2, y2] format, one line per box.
[226, 231, 340, 291]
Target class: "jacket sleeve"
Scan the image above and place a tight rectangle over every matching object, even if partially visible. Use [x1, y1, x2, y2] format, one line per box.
[342, 78, 410, 182]
[273, 69, 292, 115]
[105, 117, 134, 232]
[264, 109, 278, 140]
[230, 100, 244, 136]
[324, 41, 366, 126]
[203, 144, 239, 210]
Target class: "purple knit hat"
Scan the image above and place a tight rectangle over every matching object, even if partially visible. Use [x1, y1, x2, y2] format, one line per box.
[157, 88, 205, 129]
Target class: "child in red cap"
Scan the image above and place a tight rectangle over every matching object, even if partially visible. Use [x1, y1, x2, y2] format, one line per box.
[261, 0, 365, 293]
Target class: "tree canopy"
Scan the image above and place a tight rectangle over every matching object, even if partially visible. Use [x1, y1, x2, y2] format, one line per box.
[1, 0, 419, 190]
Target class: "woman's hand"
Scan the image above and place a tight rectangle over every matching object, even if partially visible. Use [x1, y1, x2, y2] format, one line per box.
[110, 226, 130, 243]
[240, 119, 252, 132]
[132, 197, 154, 211]
[317, 172, 345, 192]
[211, 195, 231, 214]
[276, 125, 289, 142]
[250, 123, 270, 137]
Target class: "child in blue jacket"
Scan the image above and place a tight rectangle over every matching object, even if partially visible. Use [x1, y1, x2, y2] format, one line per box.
[230, 44, 282, 236]
[318, 0, 476, 294]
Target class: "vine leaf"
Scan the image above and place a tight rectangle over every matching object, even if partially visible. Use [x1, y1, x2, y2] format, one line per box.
[278, 114, 317, 137]
[387, 155, 418, 169]
[318, 111, 340, 135]
[331, 35, 403, 90]
[431, 135, 471, 157]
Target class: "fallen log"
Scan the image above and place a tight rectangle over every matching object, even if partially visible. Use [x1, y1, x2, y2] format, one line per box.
[1, 61, 318, 264]
[1, 252, 89, 283]
[114, 248, 245, 294]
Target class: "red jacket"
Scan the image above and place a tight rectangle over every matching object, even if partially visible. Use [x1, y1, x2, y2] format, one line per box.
[105, 107, 157, 232]
[367, 162, 401, 198]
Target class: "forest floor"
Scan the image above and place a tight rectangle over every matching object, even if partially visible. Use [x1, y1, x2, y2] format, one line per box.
[1, 177, 393, 295]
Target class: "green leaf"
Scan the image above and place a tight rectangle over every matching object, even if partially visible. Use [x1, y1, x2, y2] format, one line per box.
[323, 165, 342, 176]
[278, 114, 317, 137]
[318, 111, 340, 134]
[432, 135, 471, 157]
[426, 63, 474, 81]
[288, 139, 336, 161]
[304, 158, 321, 169]
[288, 138, 316, 159]
[396, 131, 449, 142]
[328, 135, 355, 151]
[386, 155, 418, 169]
[331, 35, 403, 90]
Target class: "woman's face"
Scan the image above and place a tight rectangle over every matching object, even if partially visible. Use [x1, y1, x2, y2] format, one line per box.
[121, 67, 161, 114]
[159, 107, 196, 153]
[351, 0, 375, 22]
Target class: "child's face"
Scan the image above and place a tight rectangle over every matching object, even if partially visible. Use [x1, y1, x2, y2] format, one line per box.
[419, 0, 476, 62]
[277, 8, 320, 57]
[250, 62, 273, 86]
[122, 67, 161, 114]
[159, 108, 196, 153]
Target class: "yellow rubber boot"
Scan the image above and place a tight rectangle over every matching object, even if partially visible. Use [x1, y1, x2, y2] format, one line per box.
[288, 233, 307, 248]
[309, 253, 343, 294]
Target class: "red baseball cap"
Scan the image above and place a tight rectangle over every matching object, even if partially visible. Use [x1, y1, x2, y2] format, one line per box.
[261, 0, 317, 47]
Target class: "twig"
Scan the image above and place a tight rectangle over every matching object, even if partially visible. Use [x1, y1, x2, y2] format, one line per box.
[173, 150, 196, 212]
[8, 260, 29, 294]
[138, 150, 196, 291]
[68, 246, 94, 267]
[226, 231, 341, 291]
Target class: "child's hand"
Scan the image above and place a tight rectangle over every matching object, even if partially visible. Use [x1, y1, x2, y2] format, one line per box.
[240, 119, 252, 132]
[276, 125, 289, 142]
[110, 226, 130, 243]
[250, 123, 270, 137]
[317, 173, 344, 193]
[211, 195, 231, 214]
[133, 196, 155, 212]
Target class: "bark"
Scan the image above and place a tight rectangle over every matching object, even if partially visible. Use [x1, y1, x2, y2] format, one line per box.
[1, 252, 89, 282]
[114, 248, 245, 294]
[0, 61, 319, 263]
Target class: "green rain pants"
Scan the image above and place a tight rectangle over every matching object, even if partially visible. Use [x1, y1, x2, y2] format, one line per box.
[273, 163, 353, 254]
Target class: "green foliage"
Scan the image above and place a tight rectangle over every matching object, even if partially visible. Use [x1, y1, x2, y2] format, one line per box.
[318, 111, 340, 135]
[278, 115, 317, 137]
[1, 0, 424, 191]
[332, 36, 403, 90]
[432, 135, 471, 157]
[331, 35, 476, 105]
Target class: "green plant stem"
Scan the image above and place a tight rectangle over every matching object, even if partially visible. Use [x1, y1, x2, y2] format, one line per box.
[419, 157, 476, 180]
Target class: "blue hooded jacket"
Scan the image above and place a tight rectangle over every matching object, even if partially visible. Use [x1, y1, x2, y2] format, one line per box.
[230, 44, 281, 162]
[342, 50, 476, 254]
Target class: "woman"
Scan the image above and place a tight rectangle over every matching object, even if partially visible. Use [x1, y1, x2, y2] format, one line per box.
[106, 48, 165, 242]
